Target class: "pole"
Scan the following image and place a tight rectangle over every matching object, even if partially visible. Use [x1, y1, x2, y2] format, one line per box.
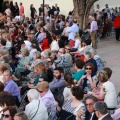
[43, 0, 45, 25]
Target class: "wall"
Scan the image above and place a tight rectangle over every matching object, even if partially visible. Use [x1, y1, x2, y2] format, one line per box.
[13, 0, 74, 17]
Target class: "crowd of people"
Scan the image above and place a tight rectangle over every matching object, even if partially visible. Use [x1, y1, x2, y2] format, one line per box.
[0, 1, 120, 120]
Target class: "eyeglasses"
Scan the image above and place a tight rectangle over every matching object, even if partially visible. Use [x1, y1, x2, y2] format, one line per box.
[2, 114, 11, 118]
[37, 89, 43, 93]
[86, 103, 93, 107]
[58, 51, 63, 53]
[85, 67, 92, 70]
[65, 47, 70, 50]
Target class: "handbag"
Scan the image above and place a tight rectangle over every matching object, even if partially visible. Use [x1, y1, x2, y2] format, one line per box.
[30, 100, 40, 120]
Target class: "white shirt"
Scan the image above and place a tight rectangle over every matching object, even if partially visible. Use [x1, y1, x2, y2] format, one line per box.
[29, 49, 37, 59]
[74, 39, 80, 49]
[50, 40, 59, 51]
[25, 99, 48, 120]
[101, 81, 117, 108]
[63, 87, 71, 101]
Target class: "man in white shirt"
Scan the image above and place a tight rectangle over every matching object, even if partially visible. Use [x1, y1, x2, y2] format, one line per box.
[94, 102, 113, 120]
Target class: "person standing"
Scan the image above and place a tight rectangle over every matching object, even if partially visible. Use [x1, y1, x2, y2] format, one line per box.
[30, 4, 37, 19]
[19, 2, 24, 14]
[89, 16, 98, 49]
[113, 12, 120, 41]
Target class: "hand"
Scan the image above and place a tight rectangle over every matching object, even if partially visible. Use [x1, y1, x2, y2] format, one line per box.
[86, 74, 92, 80]
[76, 109, 84, 120]
[81, 75, 87, 80]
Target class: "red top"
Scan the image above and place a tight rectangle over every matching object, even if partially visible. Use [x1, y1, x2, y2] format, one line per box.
[113, 17, 120, 28]
[41, 38, 50, 51]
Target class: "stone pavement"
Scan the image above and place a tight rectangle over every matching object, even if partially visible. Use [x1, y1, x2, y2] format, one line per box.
[97, 36, 120, 93]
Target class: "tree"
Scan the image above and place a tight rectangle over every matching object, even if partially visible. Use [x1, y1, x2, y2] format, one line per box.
[73, 0, 98, 30]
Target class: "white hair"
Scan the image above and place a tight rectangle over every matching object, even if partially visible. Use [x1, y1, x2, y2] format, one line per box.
[27, 89, 39, 101]
[41, 51, 48, 59]
[89, 16, 95, 21]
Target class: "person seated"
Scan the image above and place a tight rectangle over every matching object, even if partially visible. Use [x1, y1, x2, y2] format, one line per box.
[94, 102, 113, 120]
[72, 58, 85, 84]
[71, 32, 81, 52]
[77, 62, 98, 94]
[93, 70, 117, 112]
[25, 89, 48, 120]
[49, 67, 66, 94]
[3, 70, 21, 103]
[37, 81, 56, 119]
[63, 73, 75, 102]
[77, 96, 98, 120]
[2, 106, 17, 120]
[56, 86, 86, 119]
[14, 48, 31, 78]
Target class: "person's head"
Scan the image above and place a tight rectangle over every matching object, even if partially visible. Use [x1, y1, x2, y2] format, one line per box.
[27, 89, 39, 102]
[21, 48, 29, 57]
[0, 92, 15, 109]
[64, 73, 74, 87]
[34, 62, 46, 75]
[54, 67, 64, 79]
[2, 106, 17, 120]
[58, 48, 65, 56]
[1, 55, 10, 64]
[84, 62, 94, 75]
[74, 58, 84, 70]
[14, 112, 28, 120]
[103, 67, 112, 79]
[37, 81, 49, 97]
[94, 102, 108, 118]
[47, 57, 54, 66]
[20, 3, 22, 6]
[84, 51, 92, 62]
[39, 76, 49, 82]
[3, 70, 12, 82]
[64, 45, 71, 53]
[74, 32, 80, 40]
[84, 39, 92, 46]
[90, 48, 97, 58]
[33, 51, 41, 60]
[41, 51, 48, 60]
[0, 39, 6, 47]
[88, 16, 95, 22]
[97, 70, 108, 83]
[0, 64, 8, 75]
[96, 4, 100, 8]
[84, 96, 97, 113]
[105, 4, 108, 8]
[71, 86, 84, 101]
[73, 19, 77, 24]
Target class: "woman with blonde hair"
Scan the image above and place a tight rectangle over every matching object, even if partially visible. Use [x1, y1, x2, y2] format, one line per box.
[71, 32, 81, 52]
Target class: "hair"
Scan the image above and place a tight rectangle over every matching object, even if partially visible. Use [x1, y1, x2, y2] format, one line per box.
[90, 48, 97, 55]
[21, 48, 29, 56]
[94, 102, 108, 115]
[3, 106, 17, 119]
[39, 76, 49, 82]
[84, 62, 95, 71]
[103, 67, 112, 79]
[0, 91, 16, 107]
[54, 67, 64, 74]
[15, 112, 28, 120]
[0, 39, 6, 46]
[59, 48, 65, 54]
[84, 39, 91, 45]
[37, 81, 49, 92]
[0, 82, 4, 92]
[64, 73, 74, 87]
[0, 50, 9, 56]
[33, 51, 41, 59]
[4, 70, 12, 76]
[71, 86, 84, 100]
[74, 58, 84, 69]
[0, 64, 8, 73]
[97, 70, 108, 82]
[2, 55, 10, 63]
[74, 32, 80, 40]
[84, 51, 92, 58]
[27, 89, 39, 101]
[84, 95, 97, 104]
[41, 51, 48, 59]
[34, 62, 46, 74]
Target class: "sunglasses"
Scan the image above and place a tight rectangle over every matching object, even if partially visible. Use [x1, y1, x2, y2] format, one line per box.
[2, 114, 11, 118]
[37, 89, 43, 93]
[85, 67, 92, 70]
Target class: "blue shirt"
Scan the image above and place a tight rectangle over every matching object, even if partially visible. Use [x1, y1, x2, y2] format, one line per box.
[4, 79, 21, 102]
[66, 23, 79, 41]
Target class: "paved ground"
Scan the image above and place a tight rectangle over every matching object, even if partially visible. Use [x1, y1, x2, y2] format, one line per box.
[97, 35, 120, 93]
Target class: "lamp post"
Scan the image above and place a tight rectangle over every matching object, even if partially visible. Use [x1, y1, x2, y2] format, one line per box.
[43, 0, 45, 25]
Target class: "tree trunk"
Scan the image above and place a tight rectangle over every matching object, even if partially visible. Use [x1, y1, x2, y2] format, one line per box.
[73, 0, 98, 30]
